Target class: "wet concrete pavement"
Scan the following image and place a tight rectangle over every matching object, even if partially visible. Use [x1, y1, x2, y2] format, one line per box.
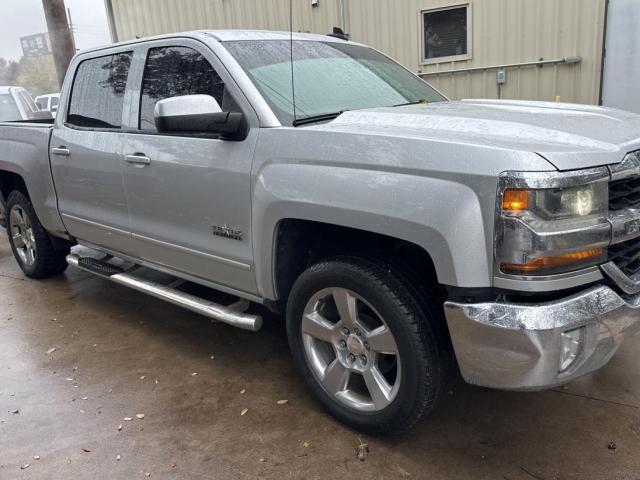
[1, 235, 639, 479]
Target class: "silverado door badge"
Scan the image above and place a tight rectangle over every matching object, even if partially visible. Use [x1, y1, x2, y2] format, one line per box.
[212, 224, 243, 241]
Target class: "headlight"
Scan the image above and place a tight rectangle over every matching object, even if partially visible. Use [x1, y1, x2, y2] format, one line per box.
[496, 168, 610, 277]
[502, 184, 607, 220]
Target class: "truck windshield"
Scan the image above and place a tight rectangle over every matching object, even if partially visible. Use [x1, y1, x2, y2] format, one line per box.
[0, 94, 21, 122]
[223, 40, 447, 126]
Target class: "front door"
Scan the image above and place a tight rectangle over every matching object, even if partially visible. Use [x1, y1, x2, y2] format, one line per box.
[50, 49, 135, 254]
[122, 41, 258, 295]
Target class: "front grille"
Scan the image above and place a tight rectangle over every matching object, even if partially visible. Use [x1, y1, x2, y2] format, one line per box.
[609, 238, 640, 277]
[609, 176, 640, 211]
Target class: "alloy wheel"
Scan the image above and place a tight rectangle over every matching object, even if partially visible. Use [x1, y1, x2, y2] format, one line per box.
[9, 205, 36, 266]
[301, 287, 402, 412]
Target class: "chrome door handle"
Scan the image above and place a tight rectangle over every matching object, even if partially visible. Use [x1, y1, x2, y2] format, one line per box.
[51, 147, 70, 157]
[124, 154, 151, 165]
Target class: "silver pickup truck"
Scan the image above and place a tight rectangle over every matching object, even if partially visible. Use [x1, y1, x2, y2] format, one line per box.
[1, 30, 639, 435]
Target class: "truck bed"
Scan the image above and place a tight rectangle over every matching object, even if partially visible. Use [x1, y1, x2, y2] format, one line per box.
[0, 121, 66, 237]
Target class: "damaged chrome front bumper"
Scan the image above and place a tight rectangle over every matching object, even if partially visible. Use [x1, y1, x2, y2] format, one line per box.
[444, 285, 640, 390]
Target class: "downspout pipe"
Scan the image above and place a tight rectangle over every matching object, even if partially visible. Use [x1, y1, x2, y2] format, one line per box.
[339, 0, 347, 33]
[103, 0, 119, 43]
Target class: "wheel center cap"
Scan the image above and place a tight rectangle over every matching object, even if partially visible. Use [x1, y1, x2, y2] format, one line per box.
[346, 335, 365, 355]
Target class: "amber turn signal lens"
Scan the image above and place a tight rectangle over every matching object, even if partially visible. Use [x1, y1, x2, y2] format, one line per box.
[502, 189, 530, 211]
[501, 248, 606, 275]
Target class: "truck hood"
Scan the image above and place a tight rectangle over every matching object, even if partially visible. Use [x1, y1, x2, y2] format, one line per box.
[318, 100, 640, 171]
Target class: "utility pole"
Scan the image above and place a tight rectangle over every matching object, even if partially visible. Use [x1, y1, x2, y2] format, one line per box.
[42, 0, 75, 88]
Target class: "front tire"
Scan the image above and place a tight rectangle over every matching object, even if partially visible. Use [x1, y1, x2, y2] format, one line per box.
[6, 190, 69, 278]
[286, 256, 451, 435]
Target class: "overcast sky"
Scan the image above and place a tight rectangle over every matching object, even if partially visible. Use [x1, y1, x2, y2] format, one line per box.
[0, 0, 111, 61]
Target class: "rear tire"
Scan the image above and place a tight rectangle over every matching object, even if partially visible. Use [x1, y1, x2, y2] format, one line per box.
[286, 256, 451, 435]
[5, 190, 69, 278]
[0, 190, 6, 228]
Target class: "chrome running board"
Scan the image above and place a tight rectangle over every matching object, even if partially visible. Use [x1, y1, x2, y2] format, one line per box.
[66, 253, 262, 332]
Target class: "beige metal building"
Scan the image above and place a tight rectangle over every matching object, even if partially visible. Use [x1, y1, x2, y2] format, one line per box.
[104, 0, 609, 105]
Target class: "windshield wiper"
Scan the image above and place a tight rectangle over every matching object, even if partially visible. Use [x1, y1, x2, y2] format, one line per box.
[393, 100, 428, 107]
[292, 111, 345, 127]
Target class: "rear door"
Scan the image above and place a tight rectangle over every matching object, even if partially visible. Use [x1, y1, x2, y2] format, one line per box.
[121, 39, 259, 295]
[50, 49, 136, 253]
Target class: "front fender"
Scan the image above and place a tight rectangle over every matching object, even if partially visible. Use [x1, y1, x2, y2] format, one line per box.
[252, 161, 493, 299]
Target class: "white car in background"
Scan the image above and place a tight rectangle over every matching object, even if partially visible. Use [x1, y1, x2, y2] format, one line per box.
[0, 86, 52, 223]
[0, 86, 52, 122]
[35, 93, 61, 118]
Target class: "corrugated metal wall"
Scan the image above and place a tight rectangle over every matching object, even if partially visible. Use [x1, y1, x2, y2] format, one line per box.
[109, 0, 343, 40]
[108, 0, 606, 104]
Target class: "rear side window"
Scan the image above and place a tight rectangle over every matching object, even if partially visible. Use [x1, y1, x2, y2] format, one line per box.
[139, 46, 228, 132]
[18, 91, 38, 113]
[67, 52, 133, 129]
[0, 94, 20, 121]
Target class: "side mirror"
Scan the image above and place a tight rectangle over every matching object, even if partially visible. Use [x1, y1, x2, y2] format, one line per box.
[154, 94, 244, 137]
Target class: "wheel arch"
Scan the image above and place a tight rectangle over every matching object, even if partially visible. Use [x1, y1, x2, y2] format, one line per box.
[267, 218, 444, 303]
[0, 169, 29, 201]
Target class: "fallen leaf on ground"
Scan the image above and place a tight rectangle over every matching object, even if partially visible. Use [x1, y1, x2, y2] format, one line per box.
[276, 399, 288, 405]
[46, 347, 56, 355]
[124, 417, 133, 421]
[239, 389, 246, 394]
[82, 448, 92, 453]
[240, 408, 248, 416]
[145, 472, 151, 477]
[396, 466, 411, 477]
[9, 409, 19, 414]
[608, 441, 617, 450]
[33, 456, 40, 460]
[82, 397, 88, 400]
[136, 414, 145, 419]
[259, 457, 267, 463]
[302, 440, 312, 448]
[117, 424, 122, 431]
[20, 464, 30, 470]
[356, 438, 369, 462]
[190, 372, 198, 377]
[140, 376, 146, 380]
[154, 379, 158, 385]
[116, 454, 121, 461]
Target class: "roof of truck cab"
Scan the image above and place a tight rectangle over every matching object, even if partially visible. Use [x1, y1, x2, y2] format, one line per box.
[75, 29, 358, 56]
[203, 29, 352, 43]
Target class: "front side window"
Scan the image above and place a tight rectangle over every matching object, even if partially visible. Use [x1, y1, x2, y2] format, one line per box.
[139, 46, 232, 132]
[67, 51, 133, 129]
[422, 5, 470, 61]
[224, 40, 446, 126]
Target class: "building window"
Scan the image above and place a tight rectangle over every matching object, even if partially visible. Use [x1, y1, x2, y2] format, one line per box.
[422, 4, 470, 63]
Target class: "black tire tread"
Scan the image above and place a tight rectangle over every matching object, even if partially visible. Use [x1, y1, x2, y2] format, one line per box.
[6, 190, 69, 278]
[287, 255, 452, 435]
